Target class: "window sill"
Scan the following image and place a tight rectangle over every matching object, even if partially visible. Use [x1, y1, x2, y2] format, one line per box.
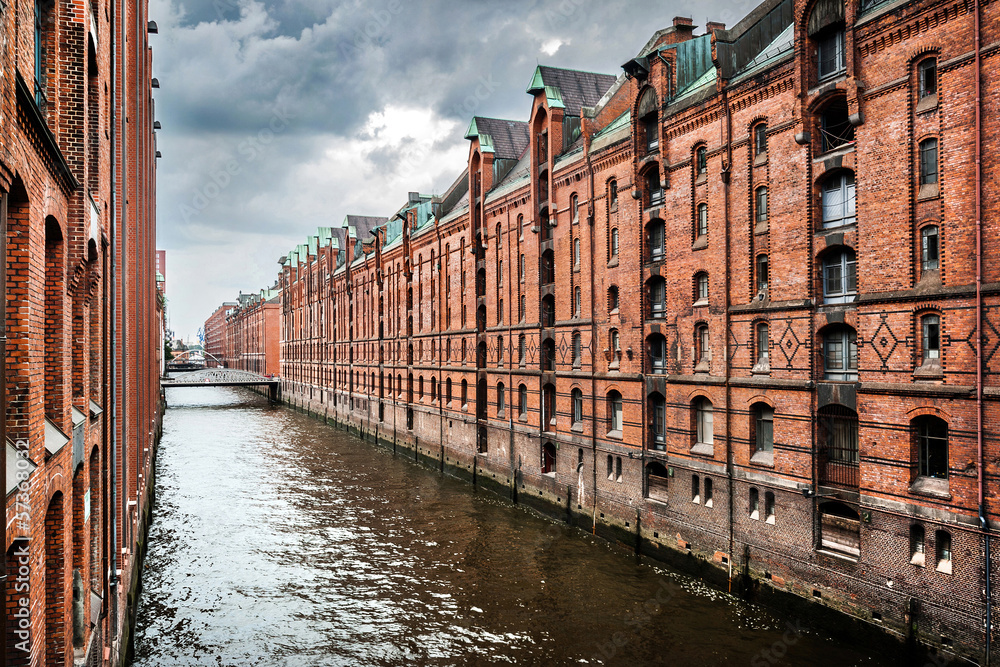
[518, 414, 527, 423]
[754, 221, 769, 236]
[750, 450, 774, 467]
[754, 152, 768, 167]
[571, 423, 584, 433]
[692, 236, 708, 251]
[751, 362, 770, 376]
[607, 257, 619, 268]
[693, 298, 708, 308]
[543, 472, 556, 478]
[913, 362, 943, 380]
[916, 94, 938, 114]
[918, 184, 939, 201]
[691, 443, 714, 458]
[607, 429, 623, 440]
[910, 476, 951, 500]
[817, 548, 859, 563]
[911, 554, 925, 567]
[694, 360, 711, 374]
[936, 560, 953, 575]
[766, 515, 775, 525]
[750, 511, 759, 521]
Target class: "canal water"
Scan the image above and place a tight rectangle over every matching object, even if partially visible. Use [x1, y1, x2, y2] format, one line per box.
[132, 387, 893, 666]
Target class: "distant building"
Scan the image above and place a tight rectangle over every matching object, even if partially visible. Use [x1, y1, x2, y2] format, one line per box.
[156, 249, 167, 294]
[204, 303, 236, 368]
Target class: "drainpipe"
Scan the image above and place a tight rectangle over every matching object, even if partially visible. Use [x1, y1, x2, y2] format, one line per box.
[1, 188, 8, 667]
[108, 0, 120, 646]
[973, 1, 989, 662]
[721, 85, 735, 589]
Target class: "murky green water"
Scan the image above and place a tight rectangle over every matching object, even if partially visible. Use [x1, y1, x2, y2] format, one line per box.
[131, 387, 893, 666]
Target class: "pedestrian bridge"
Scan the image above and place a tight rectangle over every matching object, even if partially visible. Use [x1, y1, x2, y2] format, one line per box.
[161, 369, 280, 399]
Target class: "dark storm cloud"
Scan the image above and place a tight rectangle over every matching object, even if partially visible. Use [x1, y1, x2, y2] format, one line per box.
[149, 0, 737, 337]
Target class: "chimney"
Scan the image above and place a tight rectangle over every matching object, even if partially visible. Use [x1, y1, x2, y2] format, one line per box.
[706, 21, 726, 34]
[673, 16, 694, 28]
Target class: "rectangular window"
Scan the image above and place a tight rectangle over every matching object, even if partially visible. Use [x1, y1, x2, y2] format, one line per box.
[692, 475, 701, 504]
[644, 116, 659, 153]
[756, 324, 769, 366]
[697, 205, 709, 237]
[756, 255, 769, 293]
[817, 30, 846, 80]
[704, 478, 714, 507]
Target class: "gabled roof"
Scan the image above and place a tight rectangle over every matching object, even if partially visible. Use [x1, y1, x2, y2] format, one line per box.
[526, 66, 617, 116]
[465, 117, 530, 160]
[342, 215, 388, 242]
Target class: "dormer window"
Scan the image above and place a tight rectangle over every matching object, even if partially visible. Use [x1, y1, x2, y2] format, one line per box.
[809, 0, 847, 81]
[637, 88, 659, 154]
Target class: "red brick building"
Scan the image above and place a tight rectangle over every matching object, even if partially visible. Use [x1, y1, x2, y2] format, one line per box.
[203, 302, 235, 369]
[1, 0, 161, 664]
[225, 290, 281, 377]
[270, 0, 997, 661]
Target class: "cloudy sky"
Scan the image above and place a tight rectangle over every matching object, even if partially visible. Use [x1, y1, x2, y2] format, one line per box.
[149, 0, 742, 340]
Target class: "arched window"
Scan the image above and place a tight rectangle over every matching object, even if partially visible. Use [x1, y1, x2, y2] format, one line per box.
[542, 442, 557, 475]
[518, 384, 528, 417]
[518, 334, 526, 365]
[919, 138, 938, 187]
[910, 525, 926, 566]
[519, 294, 526, 322]
[573, 238, 581, 266]
[541, 338, 555, 372]
[920, 314, 941, 365]
[756, 254, 769, 294]
[765, 491, 775, 523]
[430, 377, 436, 402]
[541, 249, 555, 284]
[607, 391, 623, 434]
[823, 326, 857, 380]
[752, 403, 774, 455]
[607, 455, 614, 480]
[646, 166, 664, 208]
[935, 531, 952, 573]
[572, 332, 582, 366]
[694, 397, 713, 448]
[574, 286, 581, 317]
[541, 295, 555, 327]
[519, 253, 525, 282]
[755, 186, 769, 225]
[918, 58, 937, 99]
[820, 97, 854, 152]
[694, 272, 709, 304]
[818, 405, 859, 487]
[648, 277, 666, 319]
[696, 203, 709, 238]
[497, 382, 505, 416]
[649, 392, 666, 450]
[647, 333, 667, 375]
[692, 475, 701, 503]
[638, 88, 658, 154]
[571, 388, 583, 425]
[754, 123, 768, 157]
[446, 378, 452, 404]
[914, 415, 948, 480]
[647, 219, 665, 261]
[755, 322, 770, 369]
[461, 379, 468, 406]
[497, 335, 504, 365]
[608, 285, 619, 313]
[608, 179, 618, 210]
[696, 146, 708, 175]
[571, 193, 580, 224]
[810, 0, 846, 80]
[695, 324, 710, 366]
[749, 487, 760, 519]
[822, 249, 857, 303]
[610, 228, 620, 258]
[921, 225, 939, 272]
[821, 172, 856, 227]
[705, 477, 714, 507]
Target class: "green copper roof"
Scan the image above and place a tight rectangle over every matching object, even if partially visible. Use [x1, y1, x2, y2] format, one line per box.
[526, 65, 546, 94]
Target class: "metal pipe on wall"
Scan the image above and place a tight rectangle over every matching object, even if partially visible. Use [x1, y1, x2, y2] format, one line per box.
[1, 188, 9, 667]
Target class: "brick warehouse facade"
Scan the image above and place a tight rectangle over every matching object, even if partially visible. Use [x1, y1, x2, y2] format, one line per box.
[198, 0, 998, 661]
[224, 289, 281, 376]
[1, 0, 161, 664]
[203, 302, 235, 369]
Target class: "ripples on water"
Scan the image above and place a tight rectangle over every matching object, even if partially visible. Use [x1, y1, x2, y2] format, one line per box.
[131, 388, 893, 666]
